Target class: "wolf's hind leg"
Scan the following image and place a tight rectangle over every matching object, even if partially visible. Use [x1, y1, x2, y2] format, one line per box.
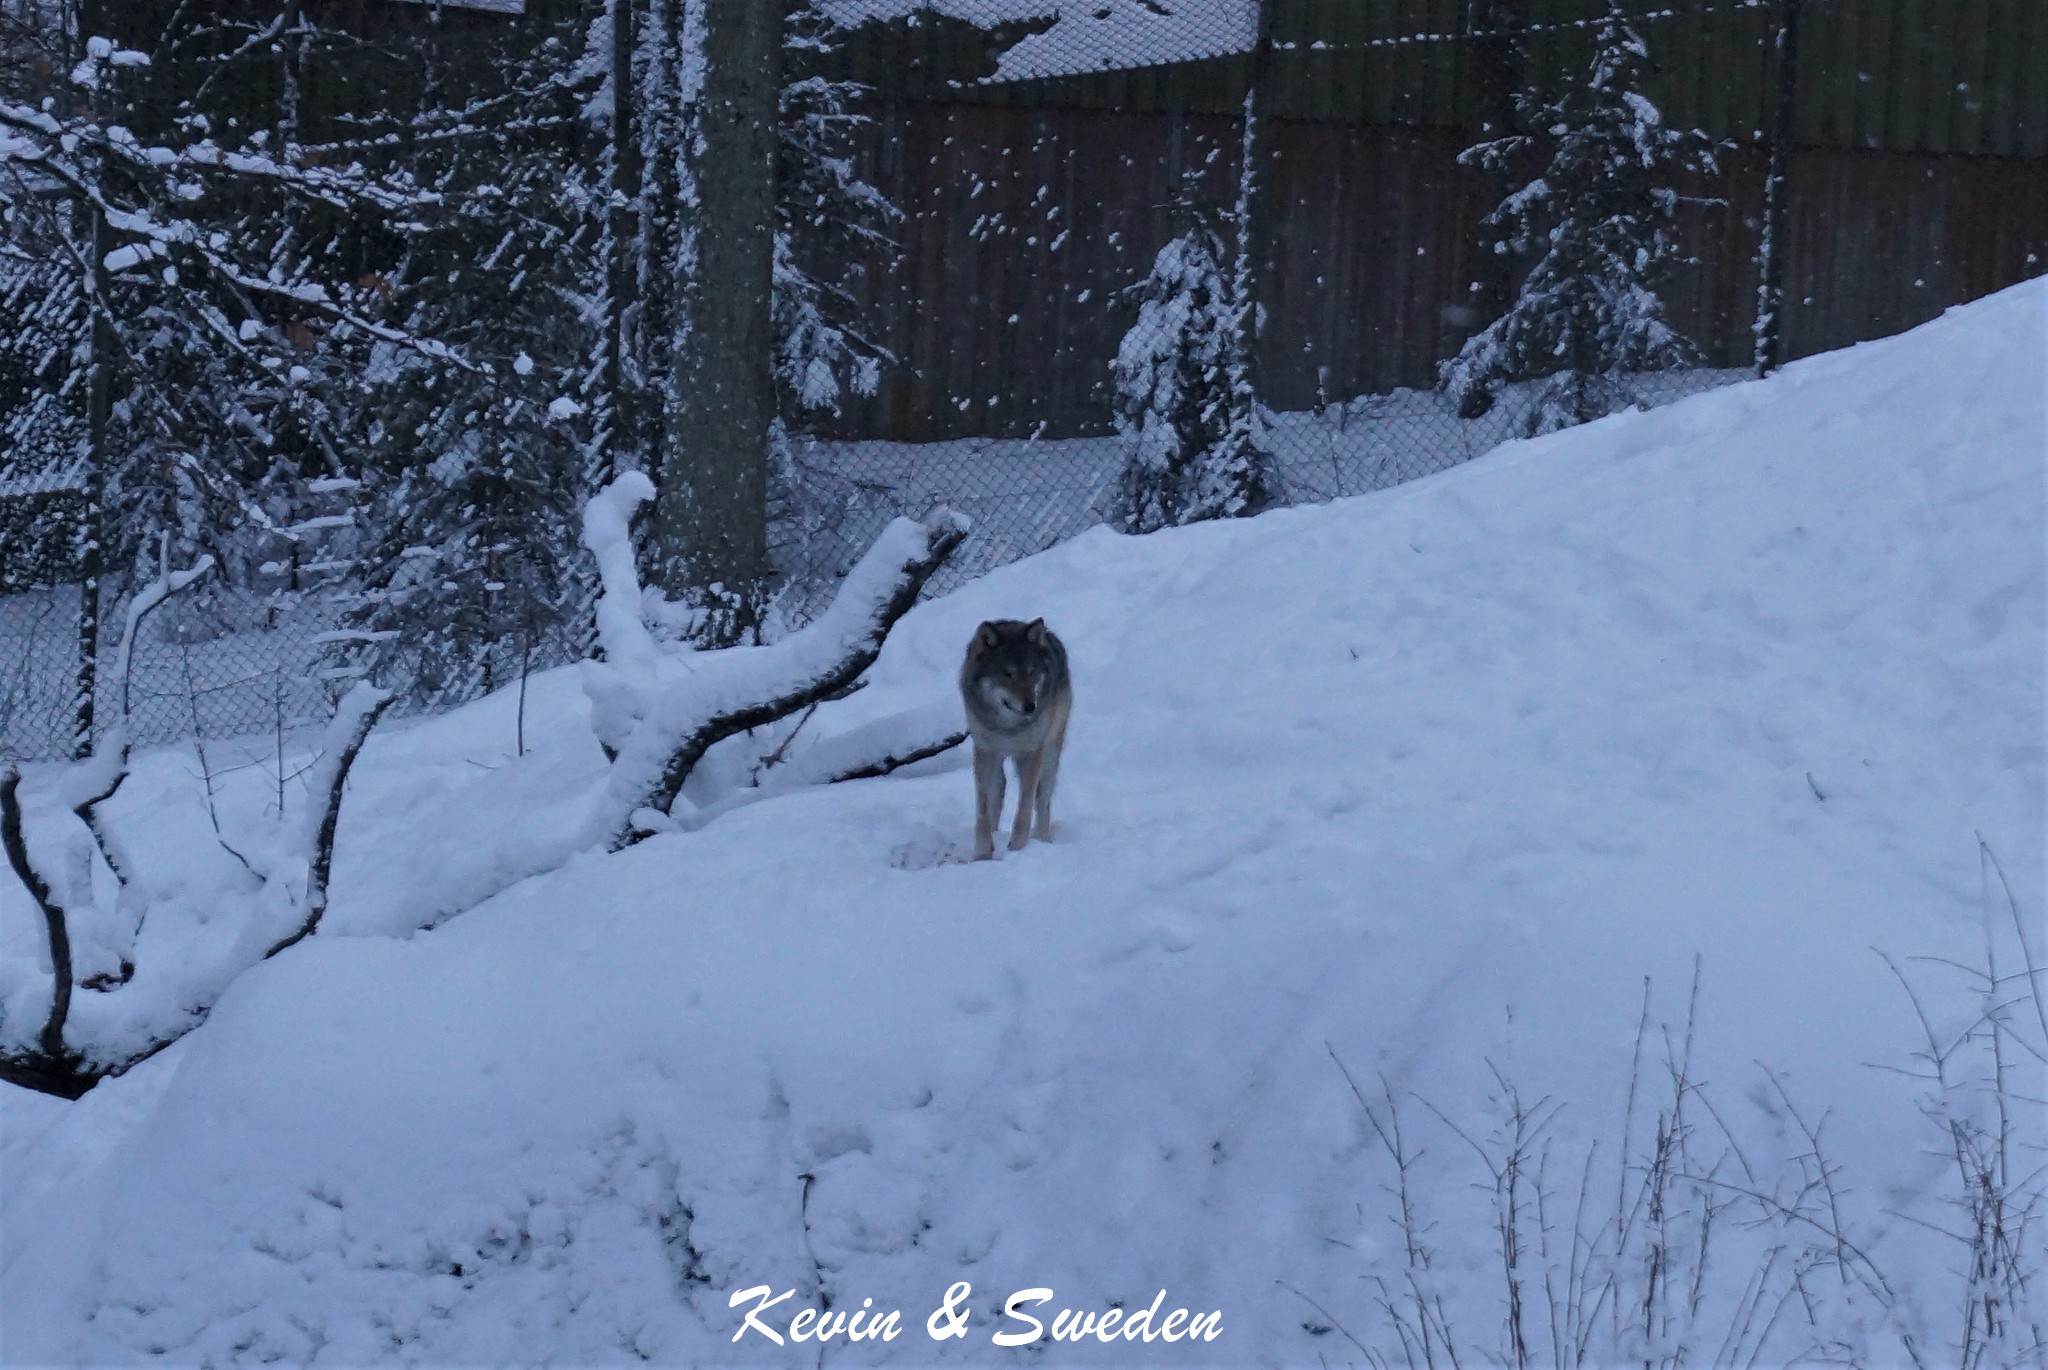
[1033, 727, 1063, 841]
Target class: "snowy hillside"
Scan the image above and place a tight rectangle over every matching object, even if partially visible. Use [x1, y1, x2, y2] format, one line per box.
[3, 282, 2043, 1365]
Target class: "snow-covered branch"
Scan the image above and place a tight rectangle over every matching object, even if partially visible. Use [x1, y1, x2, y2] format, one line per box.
[585, 507, 970, 852]
[0, 99, 482, 375]
[59, 545, 215, 889]
[580, 471, 662, 754]
[676, 699, 968, 832]
[0, 682, 393, 1099]
[0, 768, 78, 1093]
[265, 682, 396, 958]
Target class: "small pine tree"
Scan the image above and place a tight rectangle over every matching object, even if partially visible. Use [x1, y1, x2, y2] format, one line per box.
[1110, 209, 1272, 534]
[1440, 1, 1718, 436]
[334, 9, 592, 703]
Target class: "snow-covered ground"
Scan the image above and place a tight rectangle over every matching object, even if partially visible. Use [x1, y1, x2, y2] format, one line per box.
[2, 283, 2042, 1365]
[3, 369, 1743, 762]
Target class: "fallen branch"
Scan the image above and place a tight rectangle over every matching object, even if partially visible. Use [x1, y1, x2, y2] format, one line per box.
[0, 681, 392, 1100]
[264, 682, 395, 958]
[827, 730, 967, 784]
[678, 702, 969, 834]
[0, 767, 76, 1077]
[587, 507, 969, 852]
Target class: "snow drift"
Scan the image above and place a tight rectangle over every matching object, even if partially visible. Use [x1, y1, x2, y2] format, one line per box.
[2, 281, 2042, 1365]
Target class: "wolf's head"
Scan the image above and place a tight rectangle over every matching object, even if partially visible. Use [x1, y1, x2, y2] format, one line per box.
[965, 618, 1058, 722]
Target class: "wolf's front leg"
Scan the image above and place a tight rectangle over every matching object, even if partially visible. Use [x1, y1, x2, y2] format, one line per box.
[972, 744, 1005, 860]
[1010, 748, 1043, 851]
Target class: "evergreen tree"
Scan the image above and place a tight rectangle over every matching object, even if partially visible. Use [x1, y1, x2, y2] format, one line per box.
[332, 10, 594, 703]
[1440, 1, 1718, 436]
[0, 12, 455, 748]
[1109, 207, 1272, 534]
[332, 1, 902, 691]
[765, 34, 897, 606]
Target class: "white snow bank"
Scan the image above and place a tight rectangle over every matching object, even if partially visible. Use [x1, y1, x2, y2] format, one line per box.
[2, 283, 2042, 1364]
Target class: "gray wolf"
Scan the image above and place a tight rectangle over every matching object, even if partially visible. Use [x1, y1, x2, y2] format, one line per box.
[959, 618, 1071, 860]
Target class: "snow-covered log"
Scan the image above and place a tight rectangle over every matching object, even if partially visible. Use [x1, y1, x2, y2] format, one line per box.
[587, 508, 969, 852]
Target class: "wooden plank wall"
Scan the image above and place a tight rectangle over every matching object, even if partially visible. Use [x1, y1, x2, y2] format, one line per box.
[811, 98, 2043, 444]
[824, 0, 2048, 157]
[809, 0, 2048, 444]
[1782, 148, 2048, 358]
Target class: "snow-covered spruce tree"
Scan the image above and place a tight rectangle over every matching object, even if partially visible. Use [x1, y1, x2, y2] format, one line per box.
[329, 1, 900, 695]
[765, 26, 897, 604]
[331, 9, 598, 705]
[0, 16, 454, 748]
[1110, 204, 1272, 534]
[1439, 1, 1718, 436]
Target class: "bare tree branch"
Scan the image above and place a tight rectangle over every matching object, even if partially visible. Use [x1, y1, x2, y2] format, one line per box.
[0, 682, 391, 1100]
[0, 767, 75, 1069]
[264, 683, 395, 958]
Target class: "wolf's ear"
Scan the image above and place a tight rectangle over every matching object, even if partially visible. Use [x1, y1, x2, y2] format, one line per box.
[976, 622, 1002, 650]
[1025, 618, 1048, 646]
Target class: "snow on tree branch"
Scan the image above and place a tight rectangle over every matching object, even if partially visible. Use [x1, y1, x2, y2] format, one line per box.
[0, 682, 393, 1099]
[584, 507, 970, 852]
[1437, 1, 1717, 435]
[57, 542, 216, 894]
[0, 768, 76, 1087]
[581, 470, 662, 754]
[671, 698, 969, 832]
[265, 682, 397, 959]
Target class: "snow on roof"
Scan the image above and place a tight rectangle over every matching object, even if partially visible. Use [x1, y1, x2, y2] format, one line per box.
[0, 453, 86, 497]
[817, 0, 1255, 83]
[382, 0, 525, 14]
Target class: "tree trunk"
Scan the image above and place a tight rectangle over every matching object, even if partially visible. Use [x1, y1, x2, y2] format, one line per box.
[1232, 0, 1276, 398]
[1753, 0, 1803, 376]
[72, 201, 114, 762]
[1456, 0, 1527, 412]
[601, 0, 641, 483]
[655, 0, 782, 641]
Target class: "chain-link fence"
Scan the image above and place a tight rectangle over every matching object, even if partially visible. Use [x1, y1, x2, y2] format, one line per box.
[4, 0, 2043, 762]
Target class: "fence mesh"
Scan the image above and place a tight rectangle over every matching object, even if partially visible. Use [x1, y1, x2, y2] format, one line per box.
[3, 0, 2043, 763]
